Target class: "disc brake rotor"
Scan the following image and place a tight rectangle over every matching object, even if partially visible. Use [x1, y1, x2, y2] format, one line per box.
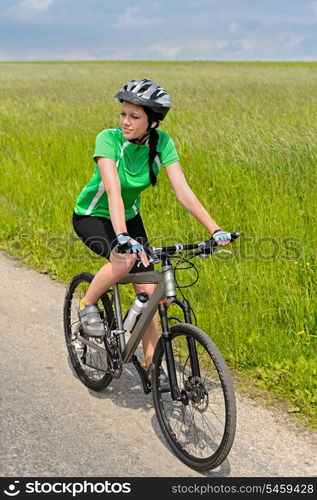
[185, 376, 209, 412]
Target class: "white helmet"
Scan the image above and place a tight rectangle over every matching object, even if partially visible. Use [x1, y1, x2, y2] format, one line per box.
[114, 78, 171, 120]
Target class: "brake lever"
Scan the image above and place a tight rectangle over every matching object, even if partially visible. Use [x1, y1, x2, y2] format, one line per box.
[211, 249, 233, 255]
[198, 252, 209, 259]
[198, 231, 240, 258]
[146, 246, 160, 264]
[198, 248, 233, 258]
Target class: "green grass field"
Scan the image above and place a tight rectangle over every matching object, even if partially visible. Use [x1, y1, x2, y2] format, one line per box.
[1, 62, 316, 427]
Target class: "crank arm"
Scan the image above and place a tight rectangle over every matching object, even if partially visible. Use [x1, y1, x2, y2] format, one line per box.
[77, 334, 108, 355]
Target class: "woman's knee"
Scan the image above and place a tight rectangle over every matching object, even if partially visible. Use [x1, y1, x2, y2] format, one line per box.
[133, 283, 155, 296]
[110, 250, 137, 276]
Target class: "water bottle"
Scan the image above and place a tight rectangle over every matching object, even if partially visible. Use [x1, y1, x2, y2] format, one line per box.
[123, 292, 149, 332]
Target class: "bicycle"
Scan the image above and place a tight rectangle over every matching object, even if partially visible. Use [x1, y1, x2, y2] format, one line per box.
[63, 231, 240, 471]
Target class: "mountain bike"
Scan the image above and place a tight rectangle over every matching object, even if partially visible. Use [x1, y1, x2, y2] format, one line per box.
[63, 232, 239, 471]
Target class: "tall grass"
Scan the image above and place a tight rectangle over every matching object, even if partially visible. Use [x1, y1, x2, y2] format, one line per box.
[0, 62, 316, 426]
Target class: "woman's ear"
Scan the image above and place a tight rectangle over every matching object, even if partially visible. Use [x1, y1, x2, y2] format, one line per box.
[150, 121, 158, 129]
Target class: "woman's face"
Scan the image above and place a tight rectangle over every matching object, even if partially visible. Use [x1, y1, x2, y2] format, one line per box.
[119, 101, 155, 141]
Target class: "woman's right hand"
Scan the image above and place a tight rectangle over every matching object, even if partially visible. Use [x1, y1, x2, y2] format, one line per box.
[116, 233, 149, 267]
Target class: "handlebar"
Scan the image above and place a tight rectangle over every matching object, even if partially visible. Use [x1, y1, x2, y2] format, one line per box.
[147, 231, 240, 261]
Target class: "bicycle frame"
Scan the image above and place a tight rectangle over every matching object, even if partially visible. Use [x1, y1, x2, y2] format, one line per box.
[77, 263, 193, 399]
[121, 263, 197, 399]
[116, 264, 188, 364]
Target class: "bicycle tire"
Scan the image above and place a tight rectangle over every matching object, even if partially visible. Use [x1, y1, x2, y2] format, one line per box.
[63, 272, 116, 391]
[152, 323, 236, 471]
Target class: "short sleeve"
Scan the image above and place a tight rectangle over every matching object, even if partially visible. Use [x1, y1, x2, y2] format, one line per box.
[93, 130, 117, 162]
[159, 133, 179, 167]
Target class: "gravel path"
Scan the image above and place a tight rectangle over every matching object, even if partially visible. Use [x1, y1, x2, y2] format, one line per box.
[1, 251, 316, 478]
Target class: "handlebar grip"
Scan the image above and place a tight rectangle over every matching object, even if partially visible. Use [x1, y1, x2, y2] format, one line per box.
[230, 231, 240, 242]
[115, 244, 127, 254]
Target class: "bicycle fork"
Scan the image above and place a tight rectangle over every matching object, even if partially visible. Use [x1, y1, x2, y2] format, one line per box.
[158, 301, 201, 401]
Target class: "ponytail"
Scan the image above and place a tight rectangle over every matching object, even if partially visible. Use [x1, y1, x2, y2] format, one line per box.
[148, 127, 159, 186]
[143, 107, 161, 187]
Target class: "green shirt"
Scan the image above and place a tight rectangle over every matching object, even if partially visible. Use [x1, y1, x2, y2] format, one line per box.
[74, 127, 179, 220]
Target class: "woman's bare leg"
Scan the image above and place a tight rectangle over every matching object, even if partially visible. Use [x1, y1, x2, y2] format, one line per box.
[83, 251, 136, 305]
[133, 282, 159, 367]
[83, 257, 159, 367]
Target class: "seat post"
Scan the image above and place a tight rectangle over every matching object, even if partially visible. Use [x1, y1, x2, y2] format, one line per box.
[112, 284, 126, 352]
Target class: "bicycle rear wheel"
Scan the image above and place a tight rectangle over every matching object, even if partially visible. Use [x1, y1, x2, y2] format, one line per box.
[152, 323, 236, 471]
[63, 272, 116, 391]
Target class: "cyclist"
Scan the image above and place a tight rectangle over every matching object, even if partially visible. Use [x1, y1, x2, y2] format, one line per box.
[72, 78, 230, 379]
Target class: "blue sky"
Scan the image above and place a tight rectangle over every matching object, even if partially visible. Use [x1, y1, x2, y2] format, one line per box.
[0, 0, 316, 61]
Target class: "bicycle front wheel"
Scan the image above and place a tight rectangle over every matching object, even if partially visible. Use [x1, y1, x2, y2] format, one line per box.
[63, 272, 116, 391]
[152, 323, 236, 471]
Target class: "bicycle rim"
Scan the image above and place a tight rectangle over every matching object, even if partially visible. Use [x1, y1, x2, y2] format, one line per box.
[63, 272, 115, 390]
[152, 323, 236, 471]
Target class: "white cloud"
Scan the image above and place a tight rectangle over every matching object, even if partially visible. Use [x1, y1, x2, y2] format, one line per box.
[188, 38, 232, 51]
[19, 0, 54, 10]
[0, 49, 14, 61]
[309, 1, 317, 15]
[1, 46, 137, 62]
[106, 49, 135, 59]
[150, 37, 254, 59]
[285, 35, 309, 49]
[150, 41, 183, 57]
[229, 22, 240, 34]
[9, 48, 93, 61]
[115, 6, 162, 29]
[3, 0, 55, 22]
[0, 0, 316, 61]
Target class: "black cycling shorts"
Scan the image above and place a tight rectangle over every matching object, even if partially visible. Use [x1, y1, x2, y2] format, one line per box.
[72, 212, 154, 273]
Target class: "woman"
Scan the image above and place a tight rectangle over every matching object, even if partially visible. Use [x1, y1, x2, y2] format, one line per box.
[73, 78, 230, 378]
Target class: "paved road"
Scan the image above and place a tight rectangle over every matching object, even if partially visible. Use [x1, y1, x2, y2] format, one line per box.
[1, 252, 316, 478]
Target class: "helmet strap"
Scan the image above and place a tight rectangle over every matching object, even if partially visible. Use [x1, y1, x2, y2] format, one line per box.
[128, 114, 157, 145]
[128, 132, 149, 145]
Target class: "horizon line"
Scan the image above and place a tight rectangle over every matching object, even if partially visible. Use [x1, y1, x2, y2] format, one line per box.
[1, 60, 316, 64]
